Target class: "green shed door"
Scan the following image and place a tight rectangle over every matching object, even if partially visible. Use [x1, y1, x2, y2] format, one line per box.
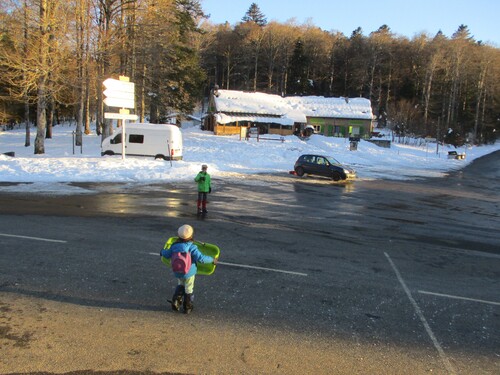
[327, 125, 333, 136]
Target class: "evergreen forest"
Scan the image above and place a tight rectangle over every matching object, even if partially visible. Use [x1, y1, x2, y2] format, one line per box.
[1, 1, 499, 154]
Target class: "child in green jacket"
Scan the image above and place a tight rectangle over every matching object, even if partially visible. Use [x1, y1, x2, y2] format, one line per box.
[194, 164, 211, 213]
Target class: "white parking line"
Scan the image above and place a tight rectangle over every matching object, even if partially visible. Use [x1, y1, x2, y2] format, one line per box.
[418, 290, 500, 306]
[0, 233, 67, 243]
[148, 253, 308, 276]
[217, 261, 308, 276]
[384, 252, 456, 375]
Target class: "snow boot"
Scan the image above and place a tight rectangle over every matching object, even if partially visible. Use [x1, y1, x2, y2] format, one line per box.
[183, 293, 194, 314]
[171, 285, 185, 312]
[202, 200, 208, 213]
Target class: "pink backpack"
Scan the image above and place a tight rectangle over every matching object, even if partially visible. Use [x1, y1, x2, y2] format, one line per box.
[171, 251, 192, 274]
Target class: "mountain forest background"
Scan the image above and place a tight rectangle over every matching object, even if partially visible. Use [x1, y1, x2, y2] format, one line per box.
[1, 0, 499, 154]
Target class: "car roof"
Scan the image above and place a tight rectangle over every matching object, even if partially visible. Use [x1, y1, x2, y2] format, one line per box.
[300, 154, 326, 158]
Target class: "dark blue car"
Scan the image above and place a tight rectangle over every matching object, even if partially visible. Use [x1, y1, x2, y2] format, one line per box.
[294, 154, 356, 181]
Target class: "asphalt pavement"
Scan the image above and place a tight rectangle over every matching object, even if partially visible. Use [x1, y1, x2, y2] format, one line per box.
[0, 151, 499, 374]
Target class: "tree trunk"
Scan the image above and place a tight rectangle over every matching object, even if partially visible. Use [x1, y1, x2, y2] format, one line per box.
[76, 91, 84, 146]
[140, 63, 146, 122]
[45, 97, 53, 138]
[34, 0, 49, 154]
[423, 65, 435, 135]
[84, 78, 91, 135]
[23, 0, 30, 147]
[226, 50, 230, 89]
[473, 66, 487, 143]
[84, 0, 91, 135]
[267, 48, 275, 90]
[252, 41, 261, 92]
[253, 53, 258, 91]
[24, 101, 30, 147]
[76, 0, 85, 145]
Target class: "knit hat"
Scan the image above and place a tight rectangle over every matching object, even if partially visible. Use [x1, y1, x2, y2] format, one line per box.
[178, 224, 194, 240]
[202, 164, 208, 169]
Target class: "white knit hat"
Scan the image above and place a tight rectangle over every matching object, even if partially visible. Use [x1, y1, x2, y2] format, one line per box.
[178, 224, 194, 240]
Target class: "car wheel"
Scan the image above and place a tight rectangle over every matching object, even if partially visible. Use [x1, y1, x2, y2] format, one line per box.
[295, 167, 304, 176]
[331, 171, 342, 181]
[103, 150, 114, 156]
[154, 154, 166, 160]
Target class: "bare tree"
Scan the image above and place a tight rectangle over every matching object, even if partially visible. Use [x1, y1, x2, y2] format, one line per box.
[33, 0, 51, 154]
[23, 0, 31, 147]
[472, 45, 496, 143]
[75, 0, 93, 145]
[1, 1, 499, 145]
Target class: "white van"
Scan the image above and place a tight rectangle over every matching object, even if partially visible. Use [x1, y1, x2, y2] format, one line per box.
[101, 123, 183, 160]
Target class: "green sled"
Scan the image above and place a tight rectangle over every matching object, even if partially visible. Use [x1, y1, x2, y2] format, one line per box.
[161, 236, 220, 276]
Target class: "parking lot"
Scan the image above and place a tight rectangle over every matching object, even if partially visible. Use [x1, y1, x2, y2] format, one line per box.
[0, 152, 499, 374]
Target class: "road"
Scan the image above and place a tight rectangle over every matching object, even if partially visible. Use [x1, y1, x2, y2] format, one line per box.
[0, 151, 499, 374]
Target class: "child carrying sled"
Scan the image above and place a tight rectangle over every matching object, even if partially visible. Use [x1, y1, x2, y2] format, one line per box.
[160, 224, 217, 314]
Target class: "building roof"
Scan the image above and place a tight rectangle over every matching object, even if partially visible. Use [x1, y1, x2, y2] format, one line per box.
[212, 89, 373, 125]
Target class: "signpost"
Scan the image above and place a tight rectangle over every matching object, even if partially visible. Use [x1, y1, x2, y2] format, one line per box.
[103, 76, 136, 160]
[104, 112, 138, 120]
[103, 78, 135, 109]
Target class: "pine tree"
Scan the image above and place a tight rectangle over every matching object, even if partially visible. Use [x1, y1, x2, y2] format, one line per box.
[287, 39, 310, 95]
[242, 3, 267, 26]
[452, 24, 474, 42]
[161, 0, 207, 115]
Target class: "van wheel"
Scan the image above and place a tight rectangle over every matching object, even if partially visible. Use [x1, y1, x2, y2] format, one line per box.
[103, 150, 114, 156]
[331, 172, 342, 181]
[295, 167, 304, 176]
[154, 154, 166, 160]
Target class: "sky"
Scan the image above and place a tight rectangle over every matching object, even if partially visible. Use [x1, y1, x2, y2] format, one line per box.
[201, 0, 500, 46]
[1, 124, 499, 195]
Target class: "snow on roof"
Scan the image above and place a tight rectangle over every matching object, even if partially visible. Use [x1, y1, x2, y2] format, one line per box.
[128, 123, 180, 130]
[213, 90, 373, 124]
[216, 113, 296, 126]
[215, 90, 289, 116]
[285, 96, 373, 119]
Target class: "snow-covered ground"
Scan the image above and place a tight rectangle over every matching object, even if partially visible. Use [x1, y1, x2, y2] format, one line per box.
[0, 123, 499, 195]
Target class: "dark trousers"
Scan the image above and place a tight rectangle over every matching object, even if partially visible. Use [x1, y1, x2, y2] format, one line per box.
[197, 192, 207, 210]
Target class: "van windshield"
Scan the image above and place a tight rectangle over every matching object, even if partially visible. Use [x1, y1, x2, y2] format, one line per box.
[111, 133, 122, 144]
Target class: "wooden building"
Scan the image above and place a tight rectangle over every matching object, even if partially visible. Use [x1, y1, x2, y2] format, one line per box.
[204, 89, 374, 138]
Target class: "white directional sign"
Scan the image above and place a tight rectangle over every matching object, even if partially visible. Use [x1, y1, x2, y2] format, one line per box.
[103, 77, 137, 160]
[104, 113, 138, 120]
[103, 78, 135, 109]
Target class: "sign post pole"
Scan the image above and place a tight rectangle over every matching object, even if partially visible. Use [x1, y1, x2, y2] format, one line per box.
[120, 108, 130, 160]
[122, 118, 126, 160]
[103, 76, 136, 160]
